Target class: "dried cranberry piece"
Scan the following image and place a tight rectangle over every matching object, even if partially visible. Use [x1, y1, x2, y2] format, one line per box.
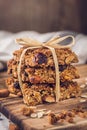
[30, 76, 41, 83]
[59, 65, 67, 71]
[14, 82, 20, 89]
[34, 53, 47, 64]
[24, 72, 28, 77]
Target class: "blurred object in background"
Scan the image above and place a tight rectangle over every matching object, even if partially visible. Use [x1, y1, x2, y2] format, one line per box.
[0, 62, 7, 72]
[0, 0, 87, 34]
[0, 113, 9, 130]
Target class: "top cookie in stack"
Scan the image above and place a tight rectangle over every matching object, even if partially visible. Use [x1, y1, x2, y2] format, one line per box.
[6, 37, 80, 106]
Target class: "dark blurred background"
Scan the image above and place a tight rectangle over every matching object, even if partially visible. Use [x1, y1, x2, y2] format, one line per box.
[0, 0, 87, 34]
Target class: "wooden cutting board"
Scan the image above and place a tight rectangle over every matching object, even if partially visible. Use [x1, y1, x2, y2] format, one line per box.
[0, 96, 87, 130]
[0, 65, 87, 130]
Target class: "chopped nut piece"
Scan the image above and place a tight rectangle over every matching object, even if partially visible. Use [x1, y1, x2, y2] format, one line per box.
[77, 112, 86, 118]
[44, 96, 55, 103]
[48, 113, 58, 124]
[65, 116, 74, 123]
[67, 111, 75, 117]
[48, 107, 87, 125]
[56, 114, 62, 120]
[21, 107, 34, 116]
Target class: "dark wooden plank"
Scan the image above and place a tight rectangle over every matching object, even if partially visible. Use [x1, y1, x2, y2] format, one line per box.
[0, 0, 82, 33]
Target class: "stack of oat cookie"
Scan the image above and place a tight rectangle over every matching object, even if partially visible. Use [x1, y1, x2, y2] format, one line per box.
[6, 43, 80, 105]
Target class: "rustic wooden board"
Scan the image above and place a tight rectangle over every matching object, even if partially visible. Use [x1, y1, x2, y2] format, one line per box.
[0, 96, 87, 130]
[0, 65, 87, 130]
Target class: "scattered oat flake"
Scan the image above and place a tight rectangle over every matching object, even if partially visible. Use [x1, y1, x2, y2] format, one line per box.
[37, 112, 44, 118]
[30, 113, 37, 118]
[80, 99, 86, 102]
[44, 110, 52, 115]
[80, 84, 86, 88]
[81, 94, 87, 98]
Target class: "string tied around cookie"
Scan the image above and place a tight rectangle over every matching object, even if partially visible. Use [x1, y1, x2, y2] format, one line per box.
[16, 35, 75, 102]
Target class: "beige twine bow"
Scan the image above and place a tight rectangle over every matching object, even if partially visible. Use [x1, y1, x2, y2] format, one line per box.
[16, 35, 75, 102]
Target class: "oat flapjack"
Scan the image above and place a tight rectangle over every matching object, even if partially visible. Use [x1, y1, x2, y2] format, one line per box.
[6, 36, 80, 105]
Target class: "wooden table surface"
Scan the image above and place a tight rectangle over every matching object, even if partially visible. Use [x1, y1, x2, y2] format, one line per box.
[0, 64, 87, 130]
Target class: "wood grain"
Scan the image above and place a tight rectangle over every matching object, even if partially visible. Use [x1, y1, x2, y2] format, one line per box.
[0, 0, 82, 33]
[0, 97, 87, 130]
